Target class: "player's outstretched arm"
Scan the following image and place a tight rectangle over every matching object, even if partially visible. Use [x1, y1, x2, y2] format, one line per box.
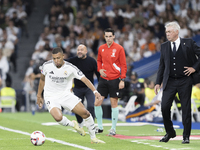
[37, 74, 45, 109]
[81, 76, 102, 101]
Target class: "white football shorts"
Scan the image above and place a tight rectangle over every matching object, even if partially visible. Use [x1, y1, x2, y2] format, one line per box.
[44, 92, 81, 112]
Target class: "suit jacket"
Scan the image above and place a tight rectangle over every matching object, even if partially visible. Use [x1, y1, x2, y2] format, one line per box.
[156, 38, 200, 90]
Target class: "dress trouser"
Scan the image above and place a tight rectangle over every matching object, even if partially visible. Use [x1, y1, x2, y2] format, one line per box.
[162, 76, 192, 138]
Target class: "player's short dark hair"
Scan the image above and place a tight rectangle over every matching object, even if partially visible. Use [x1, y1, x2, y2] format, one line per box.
[52, 47, 63, 54]
[104, 28, 115, 35]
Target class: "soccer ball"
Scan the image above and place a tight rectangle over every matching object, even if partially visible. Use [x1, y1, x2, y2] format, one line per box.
[30, 131, 46, 146]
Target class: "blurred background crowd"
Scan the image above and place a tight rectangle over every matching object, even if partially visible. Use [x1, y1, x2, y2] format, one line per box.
[0, 0, 200, 118]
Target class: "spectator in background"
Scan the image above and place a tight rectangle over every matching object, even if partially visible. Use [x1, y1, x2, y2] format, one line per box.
[18, 6, 29, 37]
[0, 75, 16, 112]
[0, 12, 6, 28]
[191, 83, 200, 111]
[73, 18, 83, 35]
[128, 0, 141, 9]
[91, 0, 101, 14]
[1, 29, 18, 72]
[63, 45, 75, 59]
[11, 11, 23, 29]
[129, 40, 141, 62]
[57, 19, 70, 38]
[176, 1, 188, 18]
[191, 0, 200, 11]
[52, 34, 65, 50]
[85, 6, 97, 29]
[91, 28, 105, 55]
[113, 8, 124, 30]
[130, 8, 143, 27]
[97, 8, 110, 30]
[42, 26, 55, 44]
[144, 79, 156, 104]
[185, 28, 194, 39]
[32, 44, 50, 62]
[48, 16, 58, 35]
[0, 49, 9, 83]
[148, 10, 157, 27]
[123, 31, 133, 54]
[140, 24, 150, 39]
[5, 1, 18, 18]
[153, 23, 165, 40]
[104, 0, 113, 12]
[6, 19, 19, 37]
[136, 32, 146, 47]
[43, 38, 52, 52]
[140, 36, 156, 58]
[178, 20, 188, 38]
[64, 32, 79, 55]
[165, 2, 175, 15]
[172, 0, 180, 14]
[63, 0, 75, 16]
[188, 12, 200, 33]
[31, 59, 43, 89]
[1, 0, 12, 14]
[120, 4, 135, 20]
[131, 20, 141, 36]
[155, 0, 166, 15]
[43, 5, 57, 26]
[23, 59, 35, 94]
[186, 8, 194, 23]
[129, 72, 145, 106]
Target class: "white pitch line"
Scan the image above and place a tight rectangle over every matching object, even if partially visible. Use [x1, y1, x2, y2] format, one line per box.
[0, 126, 95, 150]
[42, 122, 180, 128]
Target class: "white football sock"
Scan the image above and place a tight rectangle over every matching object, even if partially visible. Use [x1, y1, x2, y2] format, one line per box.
[79, 121, 84, 128]
[84, 114, 96, 139]
[58, 116, 73, 127]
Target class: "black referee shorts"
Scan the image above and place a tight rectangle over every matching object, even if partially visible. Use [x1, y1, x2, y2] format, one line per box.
[97, 77, 121, 98]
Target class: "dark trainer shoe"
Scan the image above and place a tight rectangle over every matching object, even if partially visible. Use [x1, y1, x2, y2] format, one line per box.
[95, 127, 103, 134]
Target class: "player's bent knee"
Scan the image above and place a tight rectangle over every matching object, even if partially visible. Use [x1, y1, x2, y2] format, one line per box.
[54, 115, 63, 122]
[80, 110, 90, 119]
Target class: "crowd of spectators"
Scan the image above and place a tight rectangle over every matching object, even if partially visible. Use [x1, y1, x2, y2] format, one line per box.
[0, 0, 32, 88]
[11, 0, 200, 112]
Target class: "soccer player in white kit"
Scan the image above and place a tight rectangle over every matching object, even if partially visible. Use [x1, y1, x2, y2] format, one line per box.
[36, 47, 105, 143]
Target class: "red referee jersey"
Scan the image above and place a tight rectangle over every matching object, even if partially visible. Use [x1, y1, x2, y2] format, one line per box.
[97, 42, 127, 80]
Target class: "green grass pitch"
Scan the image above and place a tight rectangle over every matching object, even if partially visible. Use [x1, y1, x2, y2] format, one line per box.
[0, 112, 200, 150]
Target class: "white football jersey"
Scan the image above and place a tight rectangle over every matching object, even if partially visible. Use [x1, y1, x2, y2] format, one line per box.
[40, 60, 85, 98]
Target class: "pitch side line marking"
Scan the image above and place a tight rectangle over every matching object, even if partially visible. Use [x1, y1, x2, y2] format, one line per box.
[42, 122, 180, 128]
[0, 126, 95, 150]
[131, 140, 192, 150]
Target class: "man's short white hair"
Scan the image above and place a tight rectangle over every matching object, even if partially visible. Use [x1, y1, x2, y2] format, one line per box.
[165, 21, 180, 33]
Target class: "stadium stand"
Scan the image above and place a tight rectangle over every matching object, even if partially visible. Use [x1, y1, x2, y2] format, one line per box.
[132, 52, 160, 79]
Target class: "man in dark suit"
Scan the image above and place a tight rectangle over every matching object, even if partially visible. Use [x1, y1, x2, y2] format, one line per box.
[154, 21, 200, 144]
